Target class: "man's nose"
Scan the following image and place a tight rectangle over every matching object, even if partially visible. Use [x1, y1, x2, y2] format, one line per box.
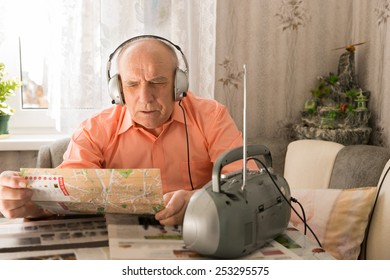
[138, 84, 154, 103]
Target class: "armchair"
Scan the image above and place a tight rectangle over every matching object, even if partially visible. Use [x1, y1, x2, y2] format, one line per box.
[284, 139, 390, 259]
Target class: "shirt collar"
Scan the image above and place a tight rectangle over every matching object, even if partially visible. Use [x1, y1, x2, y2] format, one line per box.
[118, 102, 185, 135]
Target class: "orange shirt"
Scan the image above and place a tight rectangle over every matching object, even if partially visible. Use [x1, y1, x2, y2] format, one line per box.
[58, 92, 244, 193]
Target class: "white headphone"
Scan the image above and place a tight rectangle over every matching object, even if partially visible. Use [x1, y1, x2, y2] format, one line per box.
[106, 35, 189, 105]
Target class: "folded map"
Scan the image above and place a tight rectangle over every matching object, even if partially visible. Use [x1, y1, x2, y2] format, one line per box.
[20, 168, 164, 215]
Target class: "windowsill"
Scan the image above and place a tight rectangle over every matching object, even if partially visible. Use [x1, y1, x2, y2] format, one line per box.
[0, 133, 69, 151]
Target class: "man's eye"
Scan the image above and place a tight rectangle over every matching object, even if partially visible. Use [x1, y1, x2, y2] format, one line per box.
[126, 83, 138, 88]
[151, 80, 167, 86]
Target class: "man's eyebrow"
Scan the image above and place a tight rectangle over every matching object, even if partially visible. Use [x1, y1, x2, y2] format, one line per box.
[149, 76, 169, 83]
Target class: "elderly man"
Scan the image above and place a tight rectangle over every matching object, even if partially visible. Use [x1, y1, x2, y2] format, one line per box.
[0, 36, 245, 225]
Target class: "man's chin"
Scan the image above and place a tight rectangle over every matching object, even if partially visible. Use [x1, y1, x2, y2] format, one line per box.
[134, 120, 163, 131]
[134, 115, 170, 130]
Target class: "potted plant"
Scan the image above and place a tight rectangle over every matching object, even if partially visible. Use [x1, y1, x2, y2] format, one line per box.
[0, 62, 21, 135]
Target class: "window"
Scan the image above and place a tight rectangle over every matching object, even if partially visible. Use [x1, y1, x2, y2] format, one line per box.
[20, 37, 49, 109]
[0, 0, 56, 133]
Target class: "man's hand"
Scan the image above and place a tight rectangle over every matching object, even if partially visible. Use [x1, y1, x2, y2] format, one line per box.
[155, 189, 196, 226]
[0, 171, 47, 218]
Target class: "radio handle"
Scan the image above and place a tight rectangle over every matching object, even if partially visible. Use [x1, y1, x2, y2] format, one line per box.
[211, 144, 272, 193]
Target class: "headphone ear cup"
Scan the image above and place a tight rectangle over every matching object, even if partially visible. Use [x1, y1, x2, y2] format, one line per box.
[174, 68, 189, 101]
[108, 74, 125, 105]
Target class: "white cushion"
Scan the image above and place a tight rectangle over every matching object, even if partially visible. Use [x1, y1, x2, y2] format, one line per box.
[290, 187, 377, 259]
[284, 140, 344, 189]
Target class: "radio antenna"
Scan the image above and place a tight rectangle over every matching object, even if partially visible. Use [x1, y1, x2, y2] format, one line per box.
[241, 64, 247, 192]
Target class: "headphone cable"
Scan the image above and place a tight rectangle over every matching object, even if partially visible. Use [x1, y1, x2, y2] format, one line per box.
[178, 100, 194, 190]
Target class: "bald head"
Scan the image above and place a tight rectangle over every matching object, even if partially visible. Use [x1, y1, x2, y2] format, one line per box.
[117, 38, 179, 73]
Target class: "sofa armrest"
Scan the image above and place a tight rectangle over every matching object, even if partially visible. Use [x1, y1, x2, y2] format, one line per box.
[284, 139, 344, 189]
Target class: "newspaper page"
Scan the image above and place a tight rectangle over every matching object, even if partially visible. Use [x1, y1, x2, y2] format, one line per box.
[20, 168, 164, 215]
[106, 214, 187, 259]
[0, 215, 109, 259]
[277, 227, 335, 260]
[105, 214, 302, 260]
[0, 247, 109, 260]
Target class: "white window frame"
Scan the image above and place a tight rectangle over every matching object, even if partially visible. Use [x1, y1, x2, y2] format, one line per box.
[1, 36, 58, 135]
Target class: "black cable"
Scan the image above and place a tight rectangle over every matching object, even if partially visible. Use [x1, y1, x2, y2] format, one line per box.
[178, 100, 194, 190]
[250, 157, 323, 248]
[290, 196, 307, 235]
[362, 164, 390, 259]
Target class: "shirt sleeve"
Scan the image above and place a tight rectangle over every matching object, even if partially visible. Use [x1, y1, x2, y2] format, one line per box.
[205, 104, 244, 173]
[57, 119, 106, 169]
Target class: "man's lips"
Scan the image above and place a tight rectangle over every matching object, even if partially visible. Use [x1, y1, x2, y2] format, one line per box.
[140, 110, 158, 114]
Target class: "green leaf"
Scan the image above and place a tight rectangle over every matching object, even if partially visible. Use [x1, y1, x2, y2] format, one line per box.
[0, 62, 21, 115]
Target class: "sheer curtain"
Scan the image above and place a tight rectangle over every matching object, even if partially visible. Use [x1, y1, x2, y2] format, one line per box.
[46, 0, 102, 133]
[45, 0, 217, 134]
